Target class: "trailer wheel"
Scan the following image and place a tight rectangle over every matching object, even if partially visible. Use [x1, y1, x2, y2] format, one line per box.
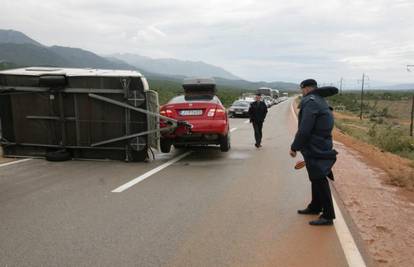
[46, 150, 71, 162]
[130, 150, 148, 162]
[220, 134, 231, 152]
[160, 139, 172, 153]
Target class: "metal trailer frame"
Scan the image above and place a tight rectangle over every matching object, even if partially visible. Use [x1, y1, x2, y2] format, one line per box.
[0, 68, 190, 161]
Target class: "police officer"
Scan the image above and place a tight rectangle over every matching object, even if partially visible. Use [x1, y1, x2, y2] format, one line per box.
[249, 93, 268, 148]
[290, 79, 338, 226]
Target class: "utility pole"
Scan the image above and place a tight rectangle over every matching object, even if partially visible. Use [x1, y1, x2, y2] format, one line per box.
[406, 65, 414, 136]
[339, 77, 343, 95]
[359, 73, 365, 120]
[410, 95, 414, 137]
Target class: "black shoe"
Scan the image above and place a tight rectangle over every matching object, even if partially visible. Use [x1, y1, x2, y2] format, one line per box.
[297, 207, 321, 215]
[309, 217, 333, 226]
[255, 144, 259, 148]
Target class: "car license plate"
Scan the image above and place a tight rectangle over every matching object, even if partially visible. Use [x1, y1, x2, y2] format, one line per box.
[180, 109, 203, 116]
[235, 111, 243, 114]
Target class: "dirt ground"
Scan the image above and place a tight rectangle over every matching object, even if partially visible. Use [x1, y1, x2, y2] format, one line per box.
[333, 121, 414, 189]
[333, 126, 414, 266]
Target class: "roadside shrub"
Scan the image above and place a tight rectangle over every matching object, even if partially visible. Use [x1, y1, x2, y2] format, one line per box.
[368, 124, 377, 137]
[370, 126, 413, 154]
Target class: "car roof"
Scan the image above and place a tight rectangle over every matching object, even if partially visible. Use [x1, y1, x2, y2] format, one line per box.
[182, 77, 216, 86]
[233, 100, 249, 104]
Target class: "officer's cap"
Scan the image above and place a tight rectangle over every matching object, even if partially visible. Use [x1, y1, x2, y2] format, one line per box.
[300, 79, 317, 89]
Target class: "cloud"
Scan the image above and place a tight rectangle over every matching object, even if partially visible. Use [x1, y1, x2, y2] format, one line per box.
[1, 0, 414, 83]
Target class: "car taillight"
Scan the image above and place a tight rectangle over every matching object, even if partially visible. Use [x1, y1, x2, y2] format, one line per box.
[207, 109, 216, 117]
[207, 108, 226, 118]
[215, 108, 226, 119]
[215, 108, 225, 114]
[160, 109, 173, 117]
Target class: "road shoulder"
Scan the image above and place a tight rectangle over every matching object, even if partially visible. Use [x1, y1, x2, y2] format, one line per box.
[333, 130, 414, 267]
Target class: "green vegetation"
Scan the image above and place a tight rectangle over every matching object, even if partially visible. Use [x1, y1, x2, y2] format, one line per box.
[327, 91, 414, 161]
[0, 61, 19, 70]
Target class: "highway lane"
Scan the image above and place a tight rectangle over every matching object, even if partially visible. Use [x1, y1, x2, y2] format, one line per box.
[0, 100, 349, 266]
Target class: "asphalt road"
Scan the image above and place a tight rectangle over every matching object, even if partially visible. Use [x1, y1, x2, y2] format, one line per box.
[0, 99, 349, 267]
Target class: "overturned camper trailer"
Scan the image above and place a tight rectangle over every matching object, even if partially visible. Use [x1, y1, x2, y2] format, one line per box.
[0, 67, 177, 162]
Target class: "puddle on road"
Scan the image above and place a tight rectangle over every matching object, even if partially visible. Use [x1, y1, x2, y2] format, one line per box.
[174, 147, 252, 167]
[227, 151, 251, 160]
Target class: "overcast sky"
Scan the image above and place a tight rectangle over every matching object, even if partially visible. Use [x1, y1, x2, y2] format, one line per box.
[1, 0, 414, 86]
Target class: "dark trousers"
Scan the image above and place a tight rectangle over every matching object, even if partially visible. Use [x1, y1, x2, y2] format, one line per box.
[252, 121, 263, 145]
[308, 178, 336, 220]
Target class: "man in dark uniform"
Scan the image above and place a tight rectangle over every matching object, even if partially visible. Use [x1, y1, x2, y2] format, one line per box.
[290, 79, 338, 226]
[249, 93, 268, 148]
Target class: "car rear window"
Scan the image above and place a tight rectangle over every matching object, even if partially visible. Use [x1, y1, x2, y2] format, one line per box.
[232, 101, 249, 107]
[168, 95, 220, 104]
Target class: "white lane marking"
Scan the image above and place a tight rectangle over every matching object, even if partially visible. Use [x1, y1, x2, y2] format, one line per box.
[0, 158, 32, 168]
[332, 198, 366, 266]
[230, 127, 238, 132]
[244, 119, 250, 124]
[290, 100, 366, 267]
[112, 152, 192, 193]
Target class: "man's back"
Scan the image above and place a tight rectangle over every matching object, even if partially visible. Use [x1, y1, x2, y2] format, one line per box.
[293, 92, 336, 159]
[249, 101, 268, 122]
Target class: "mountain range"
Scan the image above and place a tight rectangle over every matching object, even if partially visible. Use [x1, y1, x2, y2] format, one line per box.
[109, 53, 241, 80]
[0, 29, 300, 90]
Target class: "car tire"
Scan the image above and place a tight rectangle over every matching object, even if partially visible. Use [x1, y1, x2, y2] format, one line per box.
[46, 150, 71, 162]
[220, 134, 231, 152]
[130, 150, 148, 162]
[160, 139, 172, 153]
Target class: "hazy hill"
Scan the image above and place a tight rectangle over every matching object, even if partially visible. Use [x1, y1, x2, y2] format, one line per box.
[383, 84, 414, 90]
[49, 46, 134, 69]
[110, 53, 241, 80]
[0, 29, 298, 91]
[0, 29, 43, 46]
[213, 77, 298, 90]
[0, 43, 68, 67]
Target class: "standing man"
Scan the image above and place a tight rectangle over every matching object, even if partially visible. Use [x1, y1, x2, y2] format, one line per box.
[290, 79, 338, 226]
[249, 93, 268, 148]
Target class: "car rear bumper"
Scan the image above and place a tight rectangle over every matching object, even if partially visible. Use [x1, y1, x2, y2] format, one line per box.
[188, 119, 228, 133]
[229, 111, 249, 117]
[161, 119, 228, 140]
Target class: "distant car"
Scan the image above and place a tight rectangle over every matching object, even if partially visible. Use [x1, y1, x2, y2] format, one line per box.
[159, 78, 230, 152]
[257, 87, 273, 98]
[228, 100, 251, 117]
[242, 97, 255, 103]
[263, 96, 274, 107]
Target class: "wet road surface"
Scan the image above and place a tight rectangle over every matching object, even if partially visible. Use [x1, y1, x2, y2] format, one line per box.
[0, 100, 350, 266]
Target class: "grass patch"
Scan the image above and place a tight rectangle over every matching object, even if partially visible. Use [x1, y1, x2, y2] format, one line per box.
[328, 92, 414, 188]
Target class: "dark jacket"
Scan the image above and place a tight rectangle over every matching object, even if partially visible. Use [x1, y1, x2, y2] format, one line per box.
[291, 87, 338, 180]
[248, 101, 268, 123]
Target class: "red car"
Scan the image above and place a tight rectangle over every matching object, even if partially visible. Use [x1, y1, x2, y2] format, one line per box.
[159, 78, 231, 153]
